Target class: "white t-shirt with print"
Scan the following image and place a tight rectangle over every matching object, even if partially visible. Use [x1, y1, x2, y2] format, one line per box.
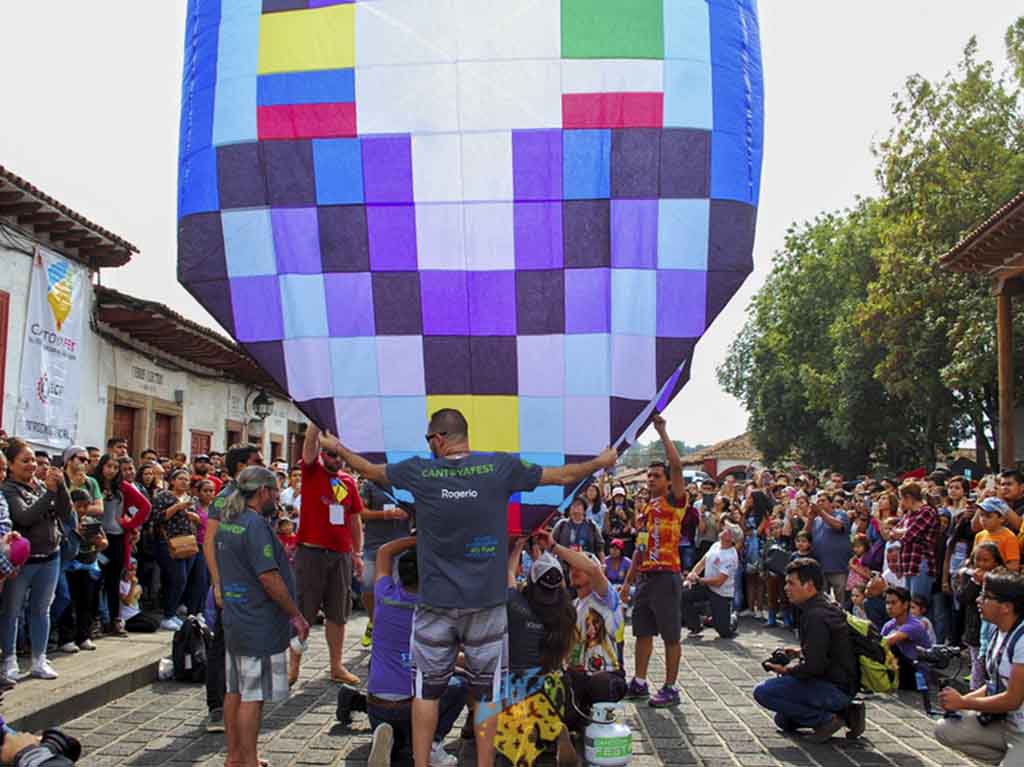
[571, 586, 624, 673]
[705, 542, 739, 598]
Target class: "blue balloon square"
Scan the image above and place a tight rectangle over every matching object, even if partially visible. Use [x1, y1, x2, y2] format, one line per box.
[563, 130, 611, 200]
[313, 138, 364, 205]
[611, 269, 657, 336]
[519, 397, 565, 453]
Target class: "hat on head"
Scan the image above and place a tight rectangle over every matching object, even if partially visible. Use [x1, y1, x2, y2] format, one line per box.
[528, 553, 565, 604]
[980, 497, 1010, 517]
[612, 486, 626, 497]
[62, 445, 86, 465]
[194, 454, 210, 462]
[610, 538, 625, 551]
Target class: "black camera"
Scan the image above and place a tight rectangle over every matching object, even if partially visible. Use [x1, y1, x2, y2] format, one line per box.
[762, 648, 792, 673]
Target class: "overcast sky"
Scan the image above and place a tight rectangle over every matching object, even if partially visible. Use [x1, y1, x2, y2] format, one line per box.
[0, 3, 1019, 447]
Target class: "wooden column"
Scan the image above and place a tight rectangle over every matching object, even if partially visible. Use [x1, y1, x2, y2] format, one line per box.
[997, 289, 1015, 468]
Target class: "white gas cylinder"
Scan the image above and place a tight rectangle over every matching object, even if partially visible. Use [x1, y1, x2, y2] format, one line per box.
[583, 702, 632, 766]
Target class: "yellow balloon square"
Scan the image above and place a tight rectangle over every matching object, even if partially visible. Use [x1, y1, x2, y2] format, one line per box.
[425, 396, 519, 454]
[258, 5, 355, 75]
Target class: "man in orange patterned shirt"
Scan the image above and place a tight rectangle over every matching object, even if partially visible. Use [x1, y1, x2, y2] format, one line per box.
[620, 413, 687, 708]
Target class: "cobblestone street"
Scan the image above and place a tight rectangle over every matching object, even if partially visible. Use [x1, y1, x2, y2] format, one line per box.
[63, 614, 979, 767]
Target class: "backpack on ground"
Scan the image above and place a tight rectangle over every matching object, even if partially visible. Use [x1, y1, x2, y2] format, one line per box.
[172, 615, 211, 683]
[846, 612, 898, 693]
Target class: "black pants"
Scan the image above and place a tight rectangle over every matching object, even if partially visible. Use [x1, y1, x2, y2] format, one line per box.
[125, 613, 159, 632]
[206, 606, 225, 712]
[58, 570, 98, 645]
[101, 534, 125, 624]
[681, 582, 734, 637]
[367, 679, 467, 765]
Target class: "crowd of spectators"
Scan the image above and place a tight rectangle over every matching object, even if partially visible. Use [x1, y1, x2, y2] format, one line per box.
[8, 418, 1024, 765]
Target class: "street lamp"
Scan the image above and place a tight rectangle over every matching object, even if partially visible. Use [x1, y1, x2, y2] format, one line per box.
[252, 391, 274, 420]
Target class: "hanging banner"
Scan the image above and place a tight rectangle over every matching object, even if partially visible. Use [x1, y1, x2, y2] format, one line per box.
[16, 248, 86, 449]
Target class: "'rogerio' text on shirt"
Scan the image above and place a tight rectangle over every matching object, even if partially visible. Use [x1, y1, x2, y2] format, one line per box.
[420, 464, 495, 479]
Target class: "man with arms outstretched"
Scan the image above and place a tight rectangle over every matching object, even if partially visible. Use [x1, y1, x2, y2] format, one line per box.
[327, 407, 616, 767]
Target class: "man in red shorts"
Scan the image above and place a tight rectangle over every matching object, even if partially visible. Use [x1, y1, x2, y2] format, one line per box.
[291, 424, 364, 686]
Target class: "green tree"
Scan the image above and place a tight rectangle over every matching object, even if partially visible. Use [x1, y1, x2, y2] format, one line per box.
[719, 18, 1024, 473]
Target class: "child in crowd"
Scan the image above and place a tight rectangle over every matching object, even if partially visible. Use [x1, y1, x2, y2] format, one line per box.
[956, 541, 1005, 688]
[761, 518, 792, 628]
[277, 517, 298, 564]
[846, 533, 871, 595]
[910, 595, 937, 645]
[974, 497, 1021, 571]
[792, 531, 812, 561]
[850, 585, 868, 620]
[119, 562, 158, 633]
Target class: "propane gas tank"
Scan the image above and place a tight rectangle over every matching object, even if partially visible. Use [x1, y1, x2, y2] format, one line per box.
[584, 702, 632, 766]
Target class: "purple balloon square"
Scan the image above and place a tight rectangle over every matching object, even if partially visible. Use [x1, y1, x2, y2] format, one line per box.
[611, 199, 658, 269]
[372, 272, 422, 335]
[367, 205, 417, 271]
[325, 272, 375, 337]
[514, 201, 563, 270]
[512, 129, 562, 201]
[468, 272, 516, 336]
[656, 270, 707, 337]
[231, 275, 283, 342]
[565, 269, 610, 334]
[272, 208, 322, 274]
[420, 271, 469, 335]
[362, 136, 413, 204]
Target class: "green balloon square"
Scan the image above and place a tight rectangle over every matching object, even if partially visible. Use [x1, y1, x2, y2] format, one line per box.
[561, 0, 665, 60]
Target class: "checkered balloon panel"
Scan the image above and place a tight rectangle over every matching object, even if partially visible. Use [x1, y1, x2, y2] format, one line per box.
[178, 0, 764, 530]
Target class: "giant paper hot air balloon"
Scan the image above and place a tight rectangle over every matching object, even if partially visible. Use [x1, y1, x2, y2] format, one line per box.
[178, 0, 764, 532]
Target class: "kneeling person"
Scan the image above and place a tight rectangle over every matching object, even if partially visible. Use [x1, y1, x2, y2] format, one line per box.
[363, 537, 465, 767]
[753, 558, 864, 743]
[936, 570, 1024, 766]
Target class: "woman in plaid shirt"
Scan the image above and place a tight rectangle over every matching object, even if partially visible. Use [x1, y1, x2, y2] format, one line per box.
[890, 482, 939, 604]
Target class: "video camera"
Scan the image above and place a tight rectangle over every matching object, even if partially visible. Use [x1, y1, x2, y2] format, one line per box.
[914, 644, 968, 717]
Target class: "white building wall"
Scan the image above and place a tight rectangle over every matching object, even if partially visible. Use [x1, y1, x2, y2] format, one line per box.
[0, 238, 307, 457]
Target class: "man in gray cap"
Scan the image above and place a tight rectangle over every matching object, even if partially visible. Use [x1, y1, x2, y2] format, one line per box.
[215, 466, 308, 767]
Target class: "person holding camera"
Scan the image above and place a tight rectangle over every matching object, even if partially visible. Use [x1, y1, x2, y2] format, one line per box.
[935, 570, 1024, 765]
[753, 558, 864, 743]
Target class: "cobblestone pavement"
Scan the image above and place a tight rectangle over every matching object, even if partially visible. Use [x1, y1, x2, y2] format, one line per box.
[63, 613, 980, 767]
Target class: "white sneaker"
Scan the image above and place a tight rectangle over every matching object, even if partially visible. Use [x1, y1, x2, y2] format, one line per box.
[429, 741, 457, 766]
[30, 657, 58, 680]
[2, 657, 18, 684]
[78, 639, 97, 651]
[58, 642, 79, 654]
[368, 722, 393, 767]
[159, 618, 180, 631]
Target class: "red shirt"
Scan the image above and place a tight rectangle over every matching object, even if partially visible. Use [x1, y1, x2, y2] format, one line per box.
[298, 459, 363, 553]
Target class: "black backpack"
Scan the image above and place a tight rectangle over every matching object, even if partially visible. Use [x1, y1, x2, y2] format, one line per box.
[764, 544, 790, 576]
[172, 615, 211, 683]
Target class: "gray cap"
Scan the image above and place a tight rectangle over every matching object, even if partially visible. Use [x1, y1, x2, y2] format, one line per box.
[62, 445, 87, 465]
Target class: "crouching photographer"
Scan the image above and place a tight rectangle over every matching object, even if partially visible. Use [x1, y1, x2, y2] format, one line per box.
[753, 558, 865, 742]
[935, 570, 1024, 765]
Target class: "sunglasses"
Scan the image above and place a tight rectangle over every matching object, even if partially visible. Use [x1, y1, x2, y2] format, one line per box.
[424, 431, 448, 444]
[323, 451, 340, 459]
[981, 592, 1009, 603]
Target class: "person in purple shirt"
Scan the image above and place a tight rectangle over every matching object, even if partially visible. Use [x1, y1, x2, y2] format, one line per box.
[353, 537, 466, 767]
[604, 539, 631, 586]
[882, 586, 933, 690]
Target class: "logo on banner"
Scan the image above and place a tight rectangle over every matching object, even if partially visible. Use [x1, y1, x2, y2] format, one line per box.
[45, 259, 75, 332]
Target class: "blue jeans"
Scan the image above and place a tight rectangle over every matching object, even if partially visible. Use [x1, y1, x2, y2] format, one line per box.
[679, 544, 698, 572]
[0, 555, 62, 658]
[186, 554, 210, 615]
[908, 560, 934, 604]
[732, 570, 745, 612]
[931, 590, 951, 645]
[155, 541, 196, 619]
[753, 675, 853, 729]
[50, 569, 71, 626]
